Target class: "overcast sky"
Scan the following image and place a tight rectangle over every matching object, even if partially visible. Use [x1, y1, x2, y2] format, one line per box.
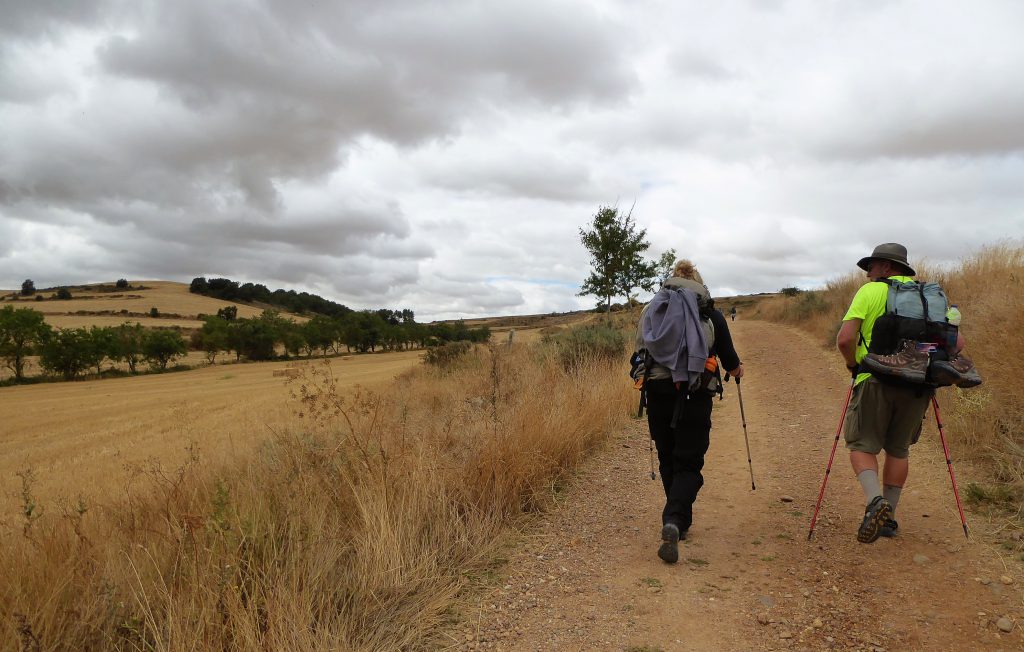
[2, 0, 1023, 320]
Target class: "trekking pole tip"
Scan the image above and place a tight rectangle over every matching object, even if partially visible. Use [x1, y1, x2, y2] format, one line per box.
[751, 481, 756, 491]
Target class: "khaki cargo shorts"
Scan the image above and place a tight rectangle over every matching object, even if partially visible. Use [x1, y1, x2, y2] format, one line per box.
[844, 377, 933, 459]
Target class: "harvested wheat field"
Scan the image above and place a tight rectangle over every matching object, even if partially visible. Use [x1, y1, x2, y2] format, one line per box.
[0, 350, 422, 523]
[1, 280, 304, 328]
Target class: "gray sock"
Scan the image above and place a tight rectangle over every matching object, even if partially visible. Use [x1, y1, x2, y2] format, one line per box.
[883, 484, 902, 517]
[857, 469, 882, 504]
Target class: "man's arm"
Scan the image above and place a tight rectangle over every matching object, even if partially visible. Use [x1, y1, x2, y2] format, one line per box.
[836, 318, 862, 368]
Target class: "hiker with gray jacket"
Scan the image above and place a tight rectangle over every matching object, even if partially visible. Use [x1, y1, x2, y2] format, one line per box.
[633, 259, 743, 564]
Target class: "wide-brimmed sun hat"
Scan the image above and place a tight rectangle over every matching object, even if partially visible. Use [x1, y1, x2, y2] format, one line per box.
[857, 242, 915, 276]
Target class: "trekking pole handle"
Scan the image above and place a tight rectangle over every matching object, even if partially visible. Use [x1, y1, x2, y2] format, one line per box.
[724, 373, 740, 385]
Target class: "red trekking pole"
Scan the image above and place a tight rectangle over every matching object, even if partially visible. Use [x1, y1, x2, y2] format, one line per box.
[931, 396, 970, 539]
[808, 375, 857, 540]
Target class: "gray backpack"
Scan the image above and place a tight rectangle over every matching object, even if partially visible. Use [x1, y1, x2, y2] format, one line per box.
[868, 278, 957, 358]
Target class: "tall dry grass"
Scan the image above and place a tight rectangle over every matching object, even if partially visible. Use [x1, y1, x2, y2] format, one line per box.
[1, 340, 633, 650]
[754, 244, 1024, 497]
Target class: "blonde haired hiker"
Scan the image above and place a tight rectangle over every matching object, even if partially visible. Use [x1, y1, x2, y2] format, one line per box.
[631, 259, 743, 563]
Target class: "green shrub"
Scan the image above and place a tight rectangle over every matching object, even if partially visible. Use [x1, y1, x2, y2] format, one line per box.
[423, 340, 472, 370]
[546, 324, 626, 369]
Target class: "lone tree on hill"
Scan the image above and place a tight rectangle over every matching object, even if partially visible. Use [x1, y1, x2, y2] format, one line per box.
[21, 279, 35, 296]
[578, 205, 662, 311]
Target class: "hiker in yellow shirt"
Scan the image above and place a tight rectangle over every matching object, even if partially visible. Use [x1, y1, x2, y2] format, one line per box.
[836, 243, 963, 543]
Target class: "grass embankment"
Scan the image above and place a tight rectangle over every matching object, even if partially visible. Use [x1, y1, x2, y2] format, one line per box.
[1, 337, 632, 650]
[753, 244, 1024, 502]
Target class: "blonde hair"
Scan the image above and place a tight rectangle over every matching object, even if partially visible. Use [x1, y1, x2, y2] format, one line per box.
[671, 259, 704, 285]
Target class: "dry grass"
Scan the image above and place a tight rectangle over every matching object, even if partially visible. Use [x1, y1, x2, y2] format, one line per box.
[0, 339, 632, 649]
[753, 244, 1024, 498]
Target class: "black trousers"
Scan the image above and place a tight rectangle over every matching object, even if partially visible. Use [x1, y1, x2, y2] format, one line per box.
[645, 379, 713, 531]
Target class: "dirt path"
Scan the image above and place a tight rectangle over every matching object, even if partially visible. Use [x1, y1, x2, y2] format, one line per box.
[445, 320, 1024, 651]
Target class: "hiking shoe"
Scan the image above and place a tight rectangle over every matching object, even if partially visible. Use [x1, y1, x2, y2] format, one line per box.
[861, 340, 929, 383]
[879, 518, 899, 538]
[950, 354, 983, 388]
[931, 354, 983, 388]
[658, 523, 680, 564]
[857, 496, 893, 544]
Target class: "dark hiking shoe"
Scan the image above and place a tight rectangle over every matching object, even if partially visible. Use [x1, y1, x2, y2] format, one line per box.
[658, 523, 680, 564]
[931, 354, 983, 388]
[857, 496, 893, 544]
[879, 518, 899, 538]
[861, 340, 929, 383]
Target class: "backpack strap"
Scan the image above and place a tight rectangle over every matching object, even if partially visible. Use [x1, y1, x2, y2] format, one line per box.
[877, 278, 898, 313]
[917, 281, 930, 322]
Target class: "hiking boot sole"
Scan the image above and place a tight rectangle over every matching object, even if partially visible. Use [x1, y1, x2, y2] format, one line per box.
[658, 524, 680, 564]
[879, 519, 899, 538]
[929, 361, 962, 387]
[857, 498, 893, 544]
[956, 369, 983, 388]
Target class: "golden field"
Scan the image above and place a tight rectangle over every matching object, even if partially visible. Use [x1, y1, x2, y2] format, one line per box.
[0, 325, 629, 650]
[0, 351, 424, 522]
[1, 283, 622, 650]
[1, 281, 283, 321]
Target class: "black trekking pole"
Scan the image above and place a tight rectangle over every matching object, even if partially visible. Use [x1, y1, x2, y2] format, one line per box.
[930, 396, 970, 539]
[808, 375, 857, 540]
[726, 373, 755, 491]
[649, 437, 656, 481]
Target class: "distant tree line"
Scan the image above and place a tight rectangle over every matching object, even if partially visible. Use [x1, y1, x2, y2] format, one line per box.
[0, 304, 490, 384]
[191, 309, 490, 363]
[189, 277, 359, 318]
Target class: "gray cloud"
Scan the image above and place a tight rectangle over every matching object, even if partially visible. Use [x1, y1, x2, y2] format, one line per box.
[0, 0, 109, 37]
[3, 0, 1024, 319]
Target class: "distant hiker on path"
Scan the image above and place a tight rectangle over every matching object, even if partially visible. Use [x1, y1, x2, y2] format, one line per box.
[730, 306, 737, 322]
[632, 259, 743, 563]
[835, 243, 967, 543]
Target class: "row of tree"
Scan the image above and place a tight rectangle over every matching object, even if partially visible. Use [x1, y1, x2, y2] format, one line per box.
[0, 305, 490, 382]
[578, 205, 676, 311]
[191, 310, 490, 362]
[0, 307, 186, 381]
[189, 277, 362, 318]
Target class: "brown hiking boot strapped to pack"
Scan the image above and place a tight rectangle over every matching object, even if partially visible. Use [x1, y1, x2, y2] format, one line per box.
[861, 339, 929, 383]
[930, 353, 983, 388]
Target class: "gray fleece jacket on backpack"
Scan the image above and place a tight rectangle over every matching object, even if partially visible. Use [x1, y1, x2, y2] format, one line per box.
[635, 277, 712, 391]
